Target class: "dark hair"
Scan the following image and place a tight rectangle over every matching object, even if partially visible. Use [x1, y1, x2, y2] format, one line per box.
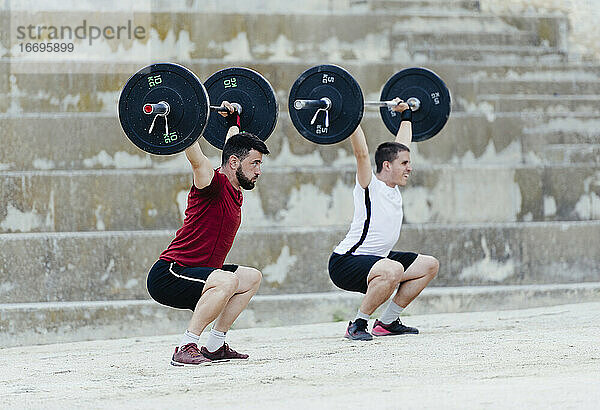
[374, 142, 410, 173]
[221, 132, 270, 165]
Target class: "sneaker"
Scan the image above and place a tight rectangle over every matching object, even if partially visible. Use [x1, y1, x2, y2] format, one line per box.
[171, 343, 212, 366]
[200, 343, 249, 361]
[372, 318, 419, 336]
[344, 318, 373, 341]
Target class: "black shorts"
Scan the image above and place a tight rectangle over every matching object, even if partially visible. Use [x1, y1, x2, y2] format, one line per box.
[147, 259, 239, 311]
[328, 251, 418, 294]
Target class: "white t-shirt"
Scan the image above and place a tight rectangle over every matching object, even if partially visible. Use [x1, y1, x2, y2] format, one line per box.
[334, 172, 404, 257]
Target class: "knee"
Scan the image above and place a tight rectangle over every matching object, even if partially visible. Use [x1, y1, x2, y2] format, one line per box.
[378, 266, 404, 287]
[249, 267, 262, 287]
[213, 271, 239, 295]
[426, 256, 439, 277]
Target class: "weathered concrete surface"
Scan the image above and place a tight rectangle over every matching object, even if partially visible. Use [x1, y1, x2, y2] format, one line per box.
[2, 111, 600, 172]
[1, 164, 598, 232]
[1, 283, 599, 347]
[481, 0, 600, 62]
[404, 45, 566, 63]
[0, 222, 598, 302]
[4, 10, 564, 64]
[369, 0, 481, 12]
[542, 144, 600, 164]
[1, 302, 599, 409]
[4, 58, 599, 115]
[458, 78, 600, 96]
[474, 94, 600, 114]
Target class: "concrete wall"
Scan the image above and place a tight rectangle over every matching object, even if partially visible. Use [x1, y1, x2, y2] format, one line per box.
[481, 0, 600, 62]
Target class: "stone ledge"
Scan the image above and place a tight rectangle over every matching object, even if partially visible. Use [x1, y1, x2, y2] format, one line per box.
[1, 282, 599, 347]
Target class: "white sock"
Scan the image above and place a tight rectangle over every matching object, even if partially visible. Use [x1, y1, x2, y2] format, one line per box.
[205, 328, 226, 352]
[180, 330, 200, 347]
[354, 310, 370, 322]
[379, 301, 404, 325]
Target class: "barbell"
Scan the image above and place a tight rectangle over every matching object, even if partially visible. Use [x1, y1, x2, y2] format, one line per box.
[118, 63, 278, 155]
[287, 64, 451, 144]
[118, 63, 450, 153]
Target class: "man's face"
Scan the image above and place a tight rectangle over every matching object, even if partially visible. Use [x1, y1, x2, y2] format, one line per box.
[235, 149, 263, 190]
[388, 151, 412, 187]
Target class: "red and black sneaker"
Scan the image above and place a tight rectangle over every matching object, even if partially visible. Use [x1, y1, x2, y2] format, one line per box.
[372, 318, 419, 336]
[344, 318, 373, 341]
[171, 343, 212, 367]
[200, 343, 249, 361]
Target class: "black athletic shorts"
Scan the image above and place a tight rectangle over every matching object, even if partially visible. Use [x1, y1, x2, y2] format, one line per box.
[147, 259, 239, 311]
[328, 251, 419, 294]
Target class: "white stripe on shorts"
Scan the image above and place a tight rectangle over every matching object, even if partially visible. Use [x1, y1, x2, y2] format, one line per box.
[169, 263, 207, 283]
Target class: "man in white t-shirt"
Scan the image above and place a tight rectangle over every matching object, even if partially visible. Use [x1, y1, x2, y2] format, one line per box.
[328, 98, 439, 340]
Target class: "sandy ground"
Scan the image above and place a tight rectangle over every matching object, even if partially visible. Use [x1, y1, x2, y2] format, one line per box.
[2, 302, 600, 409]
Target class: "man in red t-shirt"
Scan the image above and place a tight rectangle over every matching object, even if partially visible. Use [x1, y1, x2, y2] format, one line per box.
[147, 102, 270, 366]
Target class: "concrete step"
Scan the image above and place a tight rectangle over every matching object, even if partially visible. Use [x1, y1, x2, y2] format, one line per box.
[2, 110, 600, 172]
[473, 94, 600, 115]
[2, 283, 599, 347]
[0, 222, 598, 303]
[404, 46, 566, 64]
[1, 163, 599, 234]
[449, 64, 600, 81]
[541, 144, 600, 164]
[458, 79, 600, 97]
[3, 60, 600, 114]
[366, 0, 481, 12]
[4, 11, 565, 63]
[2, 0, 357, 13]
[394, 32, 541, 48]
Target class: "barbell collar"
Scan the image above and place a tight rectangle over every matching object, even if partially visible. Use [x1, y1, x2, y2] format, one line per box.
[143, 101, 170, 115]
[406, 97, 420, 112]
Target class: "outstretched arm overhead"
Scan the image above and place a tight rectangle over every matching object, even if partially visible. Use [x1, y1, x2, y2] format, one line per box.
[350, 124, 372, 189]
[185, 141, 213, 190]
[185, 101, 239, 189]
[391, 98, 412, 149]
[220, 100, 240, 145]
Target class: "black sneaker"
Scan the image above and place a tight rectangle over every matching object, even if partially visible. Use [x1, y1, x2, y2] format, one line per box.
[344, 318, 373, 341]
[372, 318, 419, 336]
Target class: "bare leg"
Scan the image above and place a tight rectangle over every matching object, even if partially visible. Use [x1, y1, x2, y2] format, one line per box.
[359, 259, 404, 315]
[213, 266, 262, 332]
[187, 270, 239, 335]
[392, 255, 439, 308]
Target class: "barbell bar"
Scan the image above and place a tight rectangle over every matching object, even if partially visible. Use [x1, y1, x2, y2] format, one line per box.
[143, 101, 242, 116]
[294, 97, 421, 111]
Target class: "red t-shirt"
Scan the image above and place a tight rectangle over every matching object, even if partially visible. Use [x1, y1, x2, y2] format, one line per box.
[160, 169, 243, 268]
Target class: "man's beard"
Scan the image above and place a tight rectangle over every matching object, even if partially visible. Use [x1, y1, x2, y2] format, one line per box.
[236, 167, 256, 190]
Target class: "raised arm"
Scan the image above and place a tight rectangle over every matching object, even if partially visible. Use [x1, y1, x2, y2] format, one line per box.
[221, 100, 240, 145]
[185, 101, 239, 189]
[224, 124, 239, 143]
[185, 141, 213, 189]
[391, 99, 412, 149]
[350, 124, 372, 189]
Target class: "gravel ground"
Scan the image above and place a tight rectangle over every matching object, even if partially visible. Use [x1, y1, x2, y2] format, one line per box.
[2, 302, 599, 409]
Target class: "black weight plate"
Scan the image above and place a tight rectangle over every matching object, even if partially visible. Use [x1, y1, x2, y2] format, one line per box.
[379, 67, 451, 142]
[204, 67, 279, 149]
[288, 65, 364, 145]
[118, 63, 210, 155]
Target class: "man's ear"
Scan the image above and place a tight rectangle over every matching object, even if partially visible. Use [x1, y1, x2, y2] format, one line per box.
[228, 155, 240, 169]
